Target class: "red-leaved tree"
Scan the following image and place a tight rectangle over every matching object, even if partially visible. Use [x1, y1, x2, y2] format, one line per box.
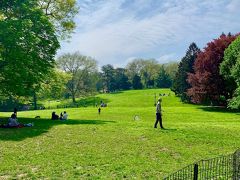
[187, 33, 238, 105]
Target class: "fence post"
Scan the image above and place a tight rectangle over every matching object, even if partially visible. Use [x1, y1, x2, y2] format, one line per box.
[233, 149, 240, 180]
[194, 164, 198, 180]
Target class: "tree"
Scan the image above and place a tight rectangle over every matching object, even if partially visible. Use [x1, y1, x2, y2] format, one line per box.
[0, 0, 59, 98]
[220, 35, 240, 108]
[132, 74, 143, 89]
[187, 34, 237, 105]
[114, 68, 131, 90]
[38, 0, 78, 39]
[164, 62, 179, 80]
[172, 43, 200, 101]
[125, 59, 144, 85]
[101, 64, 116, 92]
[38, 69, 71, 99]
[57, 52, 97, 102]
[126, 59, 160, 88]
[156, 66, 172, 88]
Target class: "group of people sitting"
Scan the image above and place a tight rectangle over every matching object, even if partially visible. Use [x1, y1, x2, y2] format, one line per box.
[0, 112, 33, 128]
[51, 111, 68, 120]
[0, 109, 69, 128]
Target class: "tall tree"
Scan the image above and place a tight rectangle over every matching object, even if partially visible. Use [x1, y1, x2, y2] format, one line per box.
[38, 0, 79, 39]
[187, 34, 237, 105]
[57, 52, 97, 102]
[125, 59, 144, 85]
[156, 66, 172, 88]
[114, 68, 131, 90]
[0, 0, 59, 98]
[126, 59, 160, 88]
[132, 74, 143, 89]
[172, 43, 200, 101]
[220, 35, 240, 109]
[164, 62, 179, 80]
[101, 64, 116, 92]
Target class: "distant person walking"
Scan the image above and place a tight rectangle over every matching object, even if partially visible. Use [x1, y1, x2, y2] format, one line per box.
[154, 98, 164, 129]
[98, 107, 101, 115]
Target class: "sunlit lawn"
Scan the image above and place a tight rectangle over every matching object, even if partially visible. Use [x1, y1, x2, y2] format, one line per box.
[0, 89, 240, 179]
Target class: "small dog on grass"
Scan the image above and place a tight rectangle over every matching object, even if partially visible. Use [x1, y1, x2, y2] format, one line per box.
[35, 116, 40, 118]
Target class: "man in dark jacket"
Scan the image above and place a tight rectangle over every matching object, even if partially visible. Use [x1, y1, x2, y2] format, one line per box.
[154, 98, 164, 129]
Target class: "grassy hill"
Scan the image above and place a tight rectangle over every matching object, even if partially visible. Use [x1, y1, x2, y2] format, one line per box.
[0, 89, 240, 179]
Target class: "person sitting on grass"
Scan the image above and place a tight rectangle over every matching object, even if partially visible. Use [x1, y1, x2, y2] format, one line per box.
[60, 112, 63, 120]
[7, 113, 33, 127]
[62, 111, 68, 120]
[8, 113, 20, 127]
[51, 112, 59, 120]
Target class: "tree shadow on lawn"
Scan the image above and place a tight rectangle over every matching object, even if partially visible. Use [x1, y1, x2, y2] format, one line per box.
[162, 128, 177, 131]
[197, 106, 240, 114]
[0, 117, 115, 141]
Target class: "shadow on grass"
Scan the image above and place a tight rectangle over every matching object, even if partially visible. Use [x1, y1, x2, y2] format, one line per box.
[162, 128, 177, 131]
[197, 106, 240, 114]
[0, 117, 115, 141]
[109, 91, 123, 94]
[48, 97, 110, 109]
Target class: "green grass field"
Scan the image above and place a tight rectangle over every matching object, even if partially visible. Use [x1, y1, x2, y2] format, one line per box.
[0, 89, 240, 179]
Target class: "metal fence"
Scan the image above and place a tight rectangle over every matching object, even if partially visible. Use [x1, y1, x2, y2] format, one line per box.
[164, 149, 240, 180]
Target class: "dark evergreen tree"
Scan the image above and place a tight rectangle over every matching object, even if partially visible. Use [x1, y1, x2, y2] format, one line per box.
[132, 75, 143, 89]
[156, 67, 172, 88]
[172, 42, 200, 102]
[101, 64, 116, 92]
[114, 68, 131, 90]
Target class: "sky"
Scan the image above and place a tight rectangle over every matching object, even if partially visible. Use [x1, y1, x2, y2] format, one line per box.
[58, 0, 240, 68]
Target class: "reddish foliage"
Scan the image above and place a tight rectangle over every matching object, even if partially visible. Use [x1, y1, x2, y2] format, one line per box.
[187, 34, 238, 104]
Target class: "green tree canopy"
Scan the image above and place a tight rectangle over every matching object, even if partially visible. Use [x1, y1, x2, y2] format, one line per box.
[220, 35, 240, 108]
[38, 0, 79, 39]
[57, 52, 97, 102]
[132, 74, 143, 89]
[0, 0, 59, 97]
[101, 64, 116, 92]
[156, 66, 172, 88]
[126, 59, 160, 88]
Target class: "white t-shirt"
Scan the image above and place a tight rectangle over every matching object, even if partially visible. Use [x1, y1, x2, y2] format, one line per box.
[156, 102, 162, 114]
[62, 113, 68, 120]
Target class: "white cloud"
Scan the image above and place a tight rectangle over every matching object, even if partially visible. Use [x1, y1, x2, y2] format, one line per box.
[59, 0, 240, 67]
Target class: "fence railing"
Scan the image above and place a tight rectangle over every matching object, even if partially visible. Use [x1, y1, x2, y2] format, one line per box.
[164, 149, 240, 180]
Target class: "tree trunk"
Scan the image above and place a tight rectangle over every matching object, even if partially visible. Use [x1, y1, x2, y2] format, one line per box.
[72, 94, 76, 103]
[33, 92, 37, 110]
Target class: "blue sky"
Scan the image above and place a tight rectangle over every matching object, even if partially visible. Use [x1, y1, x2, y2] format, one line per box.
[58, 0, 240, 67]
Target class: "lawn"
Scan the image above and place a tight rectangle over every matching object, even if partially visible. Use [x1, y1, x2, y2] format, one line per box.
[0, 89, 240, 179]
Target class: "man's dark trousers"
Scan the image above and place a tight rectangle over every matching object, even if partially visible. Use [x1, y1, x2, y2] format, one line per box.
[154, 113, 163, 129]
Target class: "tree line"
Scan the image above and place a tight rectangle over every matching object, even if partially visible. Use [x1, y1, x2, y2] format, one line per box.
[2, 1, 240, 111]
[172, 33, 240, 109]
[45, 53, 178, 104]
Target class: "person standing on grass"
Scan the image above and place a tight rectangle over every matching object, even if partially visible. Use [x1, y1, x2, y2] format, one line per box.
[154, 98, 164, 129]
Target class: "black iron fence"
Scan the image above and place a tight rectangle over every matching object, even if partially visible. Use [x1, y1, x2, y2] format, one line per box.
[164, 149, 240, 180]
